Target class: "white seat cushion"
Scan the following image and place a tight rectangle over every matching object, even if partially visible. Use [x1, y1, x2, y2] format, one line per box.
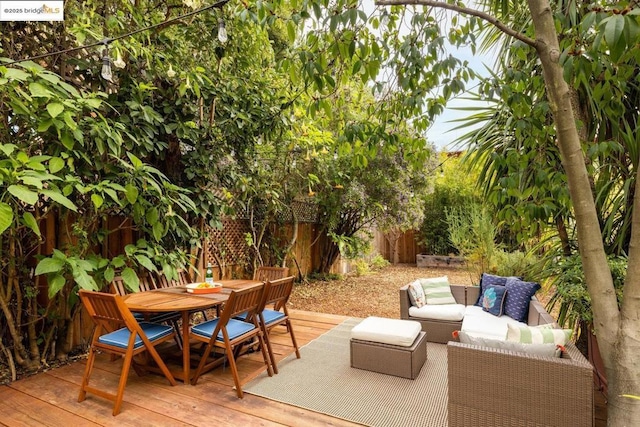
[409, 303, 466, 321]
[351, 316, 421, 347]
[461, 306, 528, 340]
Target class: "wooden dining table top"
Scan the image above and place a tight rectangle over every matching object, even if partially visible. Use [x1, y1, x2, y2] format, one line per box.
[123, 279, 262, 312]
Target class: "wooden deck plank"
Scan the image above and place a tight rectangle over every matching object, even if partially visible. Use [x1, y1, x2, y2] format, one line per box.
[8, 371, 193, 427]
[0, 385, 100, 427]
[46, 363, 287, 427]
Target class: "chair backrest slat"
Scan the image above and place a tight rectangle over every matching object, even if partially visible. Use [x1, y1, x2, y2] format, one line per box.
[110, 276, 128, 297]
[79, 290, 139, 332]
[264, 276, 295, 307]
[110, 274, 156, 296]
[152, 269, 191, 289]
[177, 269, 192, 285]
[219, 284, 265, 323]
[139, 273, 156, 292]
[253, 266, 289, 282]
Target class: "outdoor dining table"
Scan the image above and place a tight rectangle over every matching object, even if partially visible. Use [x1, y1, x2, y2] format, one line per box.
[123, 279, 262, 384]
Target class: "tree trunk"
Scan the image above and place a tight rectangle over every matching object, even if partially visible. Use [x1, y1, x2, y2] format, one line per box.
[527, 1, 639, 424]
[555, 215, 571, 256]
[318, 237, 341, 274]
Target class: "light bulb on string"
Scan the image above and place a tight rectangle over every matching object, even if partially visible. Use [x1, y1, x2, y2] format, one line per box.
[101, 47, 114, 82]
[217, 19, 228, 44]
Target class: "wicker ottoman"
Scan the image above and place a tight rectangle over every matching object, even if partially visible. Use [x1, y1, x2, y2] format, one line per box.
[350, 317, 427, 379]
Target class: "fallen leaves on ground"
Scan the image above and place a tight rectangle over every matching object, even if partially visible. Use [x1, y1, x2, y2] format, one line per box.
[290, 264, 476, 319]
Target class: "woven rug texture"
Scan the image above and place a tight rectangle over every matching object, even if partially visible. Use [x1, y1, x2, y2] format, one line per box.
[244, 318, 448, 427]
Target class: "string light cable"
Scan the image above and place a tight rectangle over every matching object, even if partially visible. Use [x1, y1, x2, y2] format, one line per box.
[1, 0, 230, 67]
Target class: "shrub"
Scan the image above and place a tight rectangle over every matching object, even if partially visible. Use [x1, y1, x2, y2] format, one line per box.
[545, 254, 626, 330]
[447, 204, 499, 278]
[370, 254, 390, 269]
[352, 259, 370, 276]
[490, 250, 540, 281]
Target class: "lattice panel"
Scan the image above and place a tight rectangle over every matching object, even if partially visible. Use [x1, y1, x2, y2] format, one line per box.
[275, 200, 318, 223]
[235, 200, 319, 224]
[205, 219, 251, 268]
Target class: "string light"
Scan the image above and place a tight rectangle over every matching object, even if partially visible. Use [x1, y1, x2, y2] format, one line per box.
[3, 0, 230, 66]
[217, 19, 228, 44]
[100, 45, 113, 82]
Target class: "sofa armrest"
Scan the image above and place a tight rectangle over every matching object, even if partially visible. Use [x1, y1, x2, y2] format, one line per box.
[527, 297, 557, 326]
[450, 284, 466, 304]
[399, 284, 411, 320]
[447, 341, 593, 427]
[465, 285, 480, 306]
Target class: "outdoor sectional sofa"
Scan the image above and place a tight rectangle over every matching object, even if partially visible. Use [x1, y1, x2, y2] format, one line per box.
[399, 281, 594, 427]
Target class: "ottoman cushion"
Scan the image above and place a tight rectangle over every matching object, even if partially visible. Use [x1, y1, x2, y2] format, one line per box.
[351, 316, 421, 347]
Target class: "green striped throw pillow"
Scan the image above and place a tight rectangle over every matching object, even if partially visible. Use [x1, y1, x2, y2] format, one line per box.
[506, 323, 573, 346]
[420, 276, 456, 305]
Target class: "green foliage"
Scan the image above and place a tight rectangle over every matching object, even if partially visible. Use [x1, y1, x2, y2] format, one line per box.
[545, 254, 626, 330]
[419, 153, 480, 255]
[349, 253, 389, 277]
[370, 254, 390, 269]
[446, 204, 499, 278]
[489, 250, 540, 281]
[351, 259, 370, 277]
[461, 1, 640, 258]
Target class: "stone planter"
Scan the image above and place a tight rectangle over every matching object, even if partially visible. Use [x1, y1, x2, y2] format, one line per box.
[416, 254, 465, 268]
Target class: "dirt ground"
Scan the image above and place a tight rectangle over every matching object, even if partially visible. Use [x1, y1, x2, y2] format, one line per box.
[289, 263, 476, 319]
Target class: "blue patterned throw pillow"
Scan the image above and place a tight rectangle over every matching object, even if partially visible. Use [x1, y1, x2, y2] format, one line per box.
[481, 285, 507, 316]
[504, 277, 541, 322]
[475, 273, 509, 306]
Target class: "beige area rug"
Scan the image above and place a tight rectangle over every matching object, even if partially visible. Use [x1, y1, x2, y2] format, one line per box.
[244, 318, 448, 427]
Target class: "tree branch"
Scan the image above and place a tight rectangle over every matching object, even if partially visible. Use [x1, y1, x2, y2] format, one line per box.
[375, 0, 537, 48]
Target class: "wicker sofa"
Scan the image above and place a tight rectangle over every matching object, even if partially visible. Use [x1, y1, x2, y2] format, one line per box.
[399, 284, 556, 343]
[399, 283, 594, 427]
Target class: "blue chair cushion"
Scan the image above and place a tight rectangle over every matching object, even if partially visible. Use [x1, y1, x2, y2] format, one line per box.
[191, 318, 255, 341]
[98, 322, 174, 349]
[236, 309, 285, 325]
[234, 311, 249, 321]
[261, 309, 285, 325]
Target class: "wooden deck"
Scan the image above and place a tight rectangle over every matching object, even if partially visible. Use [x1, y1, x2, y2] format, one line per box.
[0, 310, 607, 426]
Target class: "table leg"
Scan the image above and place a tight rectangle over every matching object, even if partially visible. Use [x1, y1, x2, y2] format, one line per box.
[182, 311, 191, 384]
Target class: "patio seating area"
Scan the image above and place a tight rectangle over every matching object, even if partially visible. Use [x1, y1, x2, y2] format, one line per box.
[0, 309, 607, 426]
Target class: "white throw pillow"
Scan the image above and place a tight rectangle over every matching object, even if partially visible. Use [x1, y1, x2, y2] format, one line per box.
[407, 280, 426, 308]
[506, 323, 573, 346]
[420, 276, 456, 305]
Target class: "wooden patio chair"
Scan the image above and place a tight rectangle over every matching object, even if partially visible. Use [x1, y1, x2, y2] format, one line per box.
[253, 266, 290, 282]
[189, 283, 273, 395]
[109, 273, 156, 295]
[78, 290, 177, 416]
[258, 276, 300, 374]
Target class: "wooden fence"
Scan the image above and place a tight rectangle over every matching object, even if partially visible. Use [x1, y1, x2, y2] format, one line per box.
[372, 228, 423, 264]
